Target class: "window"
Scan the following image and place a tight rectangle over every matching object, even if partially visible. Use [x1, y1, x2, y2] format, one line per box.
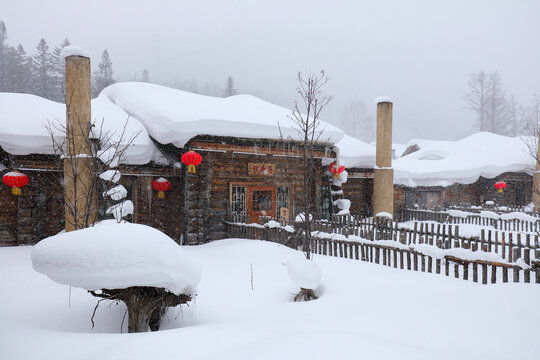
[320, 184, 331, 220]
[231, 186, 247, 222]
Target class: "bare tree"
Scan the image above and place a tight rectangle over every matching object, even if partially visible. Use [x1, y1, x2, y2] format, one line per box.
[465, 71, 489, 132]
[525, 94, 540, 134]
[46, 96, 139, 230]
[338, 100, 375, 142]
[288, 70, 332, 260]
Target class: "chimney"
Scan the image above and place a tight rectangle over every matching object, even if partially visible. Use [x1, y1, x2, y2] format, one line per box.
[373, 98, 394, 218]
[61, 46, 96, 231]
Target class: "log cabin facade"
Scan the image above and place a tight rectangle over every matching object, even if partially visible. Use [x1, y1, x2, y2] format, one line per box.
[0, 135, 360, 246]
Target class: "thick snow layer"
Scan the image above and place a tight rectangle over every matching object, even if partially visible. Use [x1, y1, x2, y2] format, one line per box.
[335, 135, 376, 168]
[333, 198, 351, 211]
[101, 82, 344, 147]
[31, 221, 201, 295]
[376, 211, 393, 219]
[59, 45, 90, 59]
[2, 240, 540, 360]
[394, 132, 534, 187]
[103, 185, 127, 201]
[99, 169, 121, 183]
[284, 257, 322, 290]
[106, 200, 134, 220]
[374, 96, 393, 103]
[0, 93, 160, 165]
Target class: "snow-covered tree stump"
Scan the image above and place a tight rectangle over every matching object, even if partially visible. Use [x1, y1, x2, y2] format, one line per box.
[89, 287, 191, 332]
[284, 257, 322, 302]
[32, 222, 200, 333]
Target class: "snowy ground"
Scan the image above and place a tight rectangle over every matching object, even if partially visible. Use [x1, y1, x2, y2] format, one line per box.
[1, 239, 539, 360]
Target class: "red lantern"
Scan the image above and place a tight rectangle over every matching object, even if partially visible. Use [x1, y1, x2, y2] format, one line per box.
[494, 181, 507, 193]
[328, 162, 345, 179]
[181, 150, 202, 173]
[152, 177, 171, 199]
[3, 171, 29, 195]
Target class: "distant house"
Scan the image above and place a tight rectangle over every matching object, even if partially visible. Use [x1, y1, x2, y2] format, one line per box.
[392, 133, 534, 210]
[0, 83, 377, 246]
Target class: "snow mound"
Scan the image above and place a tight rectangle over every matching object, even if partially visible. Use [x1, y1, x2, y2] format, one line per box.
[284, 257, 322, 290]
[376, 212, 393, 219]
[394, 132, 534, 187]
[31, 221, 201, 295]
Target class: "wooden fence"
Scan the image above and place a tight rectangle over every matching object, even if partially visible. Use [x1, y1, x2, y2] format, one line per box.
[400, 208, 540, 233]
[226, 221, 540, 285]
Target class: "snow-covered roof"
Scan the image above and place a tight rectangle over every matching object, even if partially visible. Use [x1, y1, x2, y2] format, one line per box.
[336, 135, 376, 168]
[0, 83, 345, 164]
[0, 92, 160, 165]
[394, 132, 535, 187]
[101, 82, 344, 148]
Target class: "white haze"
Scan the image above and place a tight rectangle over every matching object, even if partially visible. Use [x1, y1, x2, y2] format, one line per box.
[2, 0, 539, 143]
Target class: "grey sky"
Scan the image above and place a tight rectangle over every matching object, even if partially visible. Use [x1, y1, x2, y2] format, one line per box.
[2, 0, 540, 143]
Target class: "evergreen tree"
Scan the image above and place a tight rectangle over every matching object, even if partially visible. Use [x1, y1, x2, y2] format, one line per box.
[33, 38, 54, 99]
[223, 76, 237, 97]
[141, 69, 150, 82]
[51, 38, 70, 102]
[0, 20, 11, 91]
[485, 72, 510, 135]
[92, 49, 115, 97]
[9, 44, 33, 93]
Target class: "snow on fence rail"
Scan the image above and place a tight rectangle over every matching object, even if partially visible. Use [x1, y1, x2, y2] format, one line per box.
[225, 222, 540, 285]
[400, 208, 540, 233]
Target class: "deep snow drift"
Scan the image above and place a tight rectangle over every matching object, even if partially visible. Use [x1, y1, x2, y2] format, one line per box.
[1, 239, 539, 360]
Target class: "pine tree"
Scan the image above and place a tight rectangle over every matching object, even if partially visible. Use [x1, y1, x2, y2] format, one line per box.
[223, 76, 237, 97]
[10, 44, 33, 93]
[0, 20, 11, 91]
[51, 38, 70, 102]
[33, 38, 54, 99]
[485, 72, 510, 135]
[141, 69, 150, 82]
[92, 49, 115, 97]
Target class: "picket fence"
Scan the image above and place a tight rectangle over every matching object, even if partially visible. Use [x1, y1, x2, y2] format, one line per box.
[226, 220, 540, 285]
[400, 208, 540, 233]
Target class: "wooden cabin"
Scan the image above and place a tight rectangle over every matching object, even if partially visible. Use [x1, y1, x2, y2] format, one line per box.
[0, 84, 378, 246]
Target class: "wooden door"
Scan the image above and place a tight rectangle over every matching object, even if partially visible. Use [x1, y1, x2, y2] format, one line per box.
[248, 186, 276, 223]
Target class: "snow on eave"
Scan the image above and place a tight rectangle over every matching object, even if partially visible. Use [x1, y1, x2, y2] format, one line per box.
[0, 92, 160, 166]
[335, 134, 376, 169]
[393, 132, 535, 187]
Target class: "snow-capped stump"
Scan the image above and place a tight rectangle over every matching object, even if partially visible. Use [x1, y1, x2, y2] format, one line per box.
[31, 221, 201, 333]
[284, 257, 322, 302]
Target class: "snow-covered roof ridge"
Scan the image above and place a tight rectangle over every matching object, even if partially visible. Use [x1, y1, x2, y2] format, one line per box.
[100, 82, 344, 147]
[394, 132, 535, 187]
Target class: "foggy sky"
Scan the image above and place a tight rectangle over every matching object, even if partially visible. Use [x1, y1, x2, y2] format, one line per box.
[3, 0, 540, 143]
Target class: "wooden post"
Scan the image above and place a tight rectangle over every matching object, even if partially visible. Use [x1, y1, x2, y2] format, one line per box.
[63, 48, 96, 232]
[373, 99, 393, 217]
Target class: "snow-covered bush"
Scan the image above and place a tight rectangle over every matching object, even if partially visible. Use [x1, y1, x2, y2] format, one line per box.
[284, 257, 321, 301]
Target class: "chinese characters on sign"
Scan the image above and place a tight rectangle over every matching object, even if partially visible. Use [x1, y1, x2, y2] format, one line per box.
[248, 163, 276, 176]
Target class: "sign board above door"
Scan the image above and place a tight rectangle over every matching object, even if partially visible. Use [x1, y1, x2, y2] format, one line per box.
[248, 163, 276, 176]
